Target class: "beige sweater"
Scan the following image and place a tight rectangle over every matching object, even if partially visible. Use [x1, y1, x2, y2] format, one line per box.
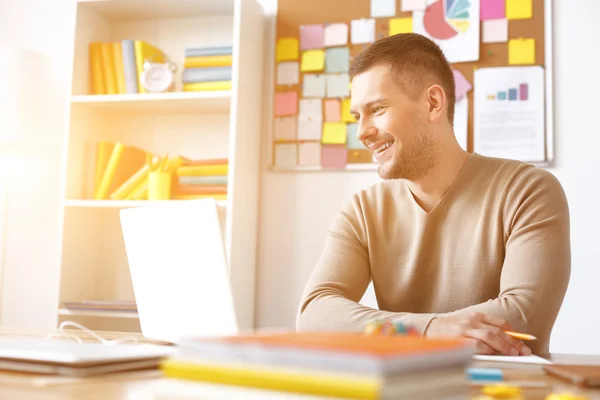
[297, 154, 571, 354]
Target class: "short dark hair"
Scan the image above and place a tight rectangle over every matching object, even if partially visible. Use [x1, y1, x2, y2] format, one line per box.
[349, 33, 456, 123]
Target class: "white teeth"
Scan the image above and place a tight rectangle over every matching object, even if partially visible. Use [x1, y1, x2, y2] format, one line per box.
[375, 142, 392, 154]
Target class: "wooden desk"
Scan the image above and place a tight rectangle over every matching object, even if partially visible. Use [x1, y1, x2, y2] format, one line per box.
[0, 327, 599, 399]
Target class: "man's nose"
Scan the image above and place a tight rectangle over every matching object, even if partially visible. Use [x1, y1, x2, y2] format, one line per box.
[357, 122, 378, 142]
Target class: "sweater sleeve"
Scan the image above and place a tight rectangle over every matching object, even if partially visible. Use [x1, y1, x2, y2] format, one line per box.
[296, 194, 436, 334]
[436, 167, 571, 353]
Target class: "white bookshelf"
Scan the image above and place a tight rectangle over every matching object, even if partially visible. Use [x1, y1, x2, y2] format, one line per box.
[56, 0, 266, 333]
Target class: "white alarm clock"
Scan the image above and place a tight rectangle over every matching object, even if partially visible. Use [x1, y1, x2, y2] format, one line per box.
[140, 60, 177, 93]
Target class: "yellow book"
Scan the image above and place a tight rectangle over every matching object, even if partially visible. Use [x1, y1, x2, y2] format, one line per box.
[100, 42, 117, 95]
[89, 42, 105, 94]
[184, 55, 232, 68]
[183, 81, 232, 92]
[175, 194, 227, 200]
[134, 40, 165, 94]
[94, 141, 115, 196]
[109, 164, 150, 200]
[126, 178, 148, 200]
[177, 164, 228, 177]
[94, 142, 125, 199]
[161, 359, 380, 400]
[112, 41, 126, 94]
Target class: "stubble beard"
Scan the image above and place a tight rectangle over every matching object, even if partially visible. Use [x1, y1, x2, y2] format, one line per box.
[378, 129, 437, 181]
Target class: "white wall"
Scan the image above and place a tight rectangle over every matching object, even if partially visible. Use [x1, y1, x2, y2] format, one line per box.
[254, 0, 600, 354]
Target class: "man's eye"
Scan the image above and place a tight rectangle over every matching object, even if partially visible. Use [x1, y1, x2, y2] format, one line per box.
[372, 106, 383, 113]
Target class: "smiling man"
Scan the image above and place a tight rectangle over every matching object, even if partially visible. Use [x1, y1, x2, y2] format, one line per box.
[296, 33, 571, 356]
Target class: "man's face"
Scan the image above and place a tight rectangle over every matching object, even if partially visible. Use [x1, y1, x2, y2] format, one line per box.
[350, 64, 436, 180]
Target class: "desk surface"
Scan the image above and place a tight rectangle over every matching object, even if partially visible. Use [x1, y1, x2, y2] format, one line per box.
[0, 327, 598, 400]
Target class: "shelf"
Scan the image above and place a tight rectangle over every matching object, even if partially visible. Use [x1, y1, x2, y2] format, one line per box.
[71, 91, 231, 116]
[64, 199, 228, 209]
[269, 164, 379, 173]
[58, 308, 139, 319]
[77, 0, 234, 20]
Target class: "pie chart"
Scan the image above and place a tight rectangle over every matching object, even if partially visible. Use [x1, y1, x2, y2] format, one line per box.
[424, 0, 471, 40]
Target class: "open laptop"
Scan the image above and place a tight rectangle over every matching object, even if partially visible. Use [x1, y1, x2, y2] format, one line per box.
[119, 198, 239, 344]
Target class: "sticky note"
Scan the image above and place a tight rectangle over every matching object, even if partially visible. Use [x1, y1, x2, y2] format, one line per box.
[297, 118, 322, 140]
[301, 50, 325, 72]
[300, 24, 325, 50]
[274, 91, 298, 116]
[389, 18, 413, 35]
[298, 142, 321, 166]
[303, 74, 326, 98]
[452, 69, 472, 100]
[401, 0, 427, 11]
[326, 74, 350, 98]
[322, 145, 347, 168]
[324, 23, 348, 47]
[274, 143, 297, 168]
[508, 38, 535, 65]
[483, 19, 508, 43]
[324, 99, 341, 122]
[346, 123, 363, 149]
[342, 98, 356, 123]
[481, 0, 505, 20]
[325, 47, 350, 73]
[299, 99, 322, 120]
[348, 149, 373, 164]
[277, 62, 299, 85]
[322, 122, 347, 144]
[351, 19, 375, 45]
[506, 0, 532, 20]
[371, 0, 396, 17]
[274, 116, 297, 140]
[276, 38, 299, 62]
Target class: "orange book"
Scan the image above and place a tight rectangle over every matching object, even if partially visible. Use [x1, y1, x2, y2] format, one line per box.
[112, 41, 126, 94]
[89, 42, 105, 94]
[94, 141, 115, 196]
[183, 158, 228, 166]
[100, 42, 117, 94]
[175, 185, 227, 195]
[107, 146, 148, 196]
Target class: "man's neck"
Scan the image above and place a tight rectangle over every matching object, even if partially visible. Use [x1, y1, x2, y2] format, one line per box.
[407, 144, 471, 213]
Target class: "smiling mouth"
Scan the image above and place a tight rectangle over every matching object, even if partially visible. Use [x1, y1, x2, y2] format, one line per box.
[373, 141, 394, 155]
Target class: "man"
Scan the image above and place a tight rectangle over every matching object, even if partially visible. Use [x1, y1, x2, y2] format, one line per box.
[296, 33, 570, 356]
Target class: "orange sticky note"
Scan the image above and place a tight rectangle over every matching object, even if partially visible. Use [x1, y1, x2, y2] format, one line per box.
[276, 37, 299, 62]
[389, 18, 413, 35]
[301, 50, 325, 72]
[508, 38, 535, 65]
[324, 99, 341, 122]
[342, 99, 356, 123]
[322, 122, 347, 144]
[506, 0, 532, 20]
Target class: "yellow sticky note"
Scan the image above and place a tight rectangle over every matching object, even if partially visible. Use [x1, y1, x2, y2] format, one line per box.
[342, 99, 356, 123]
[276, 37, 299, 62]
[322, 122, 347, 144]
[508, 38, 535, 65]
[301, 50, 325, 72]
[506, 0, 532, 20]
[389, 18, 413, 35]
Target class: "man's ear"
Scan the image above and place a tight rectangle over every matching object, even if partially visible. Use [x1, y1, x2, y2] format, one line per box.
[425, 84, 446, 122]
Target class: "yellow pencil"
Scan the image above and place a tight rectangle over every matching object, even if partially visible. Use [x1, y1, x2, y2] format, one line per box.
[505, 331, 537, 341]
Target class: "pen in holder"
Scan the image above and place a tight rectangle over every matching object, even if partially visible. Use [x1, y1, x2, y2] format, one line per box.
[148, 157, 171, 200]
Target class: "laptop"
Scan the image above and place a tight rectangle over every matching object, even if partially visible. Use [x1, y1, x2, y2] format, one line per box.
[119, 198, 239, 344]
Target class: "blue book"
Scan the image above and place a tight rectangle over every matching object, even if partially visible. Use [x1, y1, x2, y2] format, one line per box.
[178, 176, 228, 185]
[182, 67, 232, 83]
[121, 40, 138, 94]
[184, 46, 233, 57]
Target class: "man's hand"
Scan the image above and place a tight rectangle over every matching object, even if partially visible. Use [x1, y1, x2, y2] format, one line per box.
[424, 313, 532, 356]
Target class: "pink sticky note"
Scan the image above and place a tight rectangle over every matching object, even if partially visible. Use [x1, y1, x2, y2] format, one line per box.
[453, 69, 473, 100]
[274, 116, 297, 140]
[322, 145, 347, 168]
[274, 91, 298, 116]
[324, 99, 341, 122]
[300, 24, 325, 50]
[481, 0, 505, 20]
[298, 142, 321, 166]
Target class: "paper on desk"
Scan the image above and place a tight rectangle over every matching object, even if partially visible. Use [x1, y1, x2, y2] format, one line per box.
[474, 355, 552, 365]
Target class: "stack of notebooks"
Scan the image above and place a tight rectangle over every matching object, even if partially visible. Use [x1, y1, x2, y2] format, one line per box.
[175, 158, 228, 201]
[161, 331, 474, 399]
[183, 46, 233, 92]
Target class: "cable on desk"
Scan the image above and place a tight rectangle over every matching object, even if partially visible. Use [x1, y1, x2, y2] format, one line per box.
[53, 321, 140, 346]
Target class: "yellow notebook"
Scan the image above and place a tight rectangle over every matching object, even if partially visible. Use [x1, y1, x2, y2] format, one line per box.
[95, 142, 125, 199]
[94, 141, 115, 195]
[183, 81, 232, 92]
[177, 164, 228, 177]
[126, 178, 148, 200]
[112, 41, 126, 94]
[110, 164, 150, 200]
[89, 42, 105, 94]
[184, 55, 232, 68]
[134, 40, 165, 94]
[100, 42, 117, 95]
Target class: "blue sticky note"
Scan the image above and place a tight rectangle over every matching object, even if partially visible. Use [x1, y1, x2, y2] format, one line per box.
[325, 47, 350, 73]
[347, 123, 363, 149]
[466, 368, 503, 382]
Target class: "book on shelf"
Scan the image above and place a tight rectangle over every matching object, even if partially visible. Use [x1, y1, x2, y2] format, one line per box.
[182, 46, 233, 92]
[160, 331, 473, 399]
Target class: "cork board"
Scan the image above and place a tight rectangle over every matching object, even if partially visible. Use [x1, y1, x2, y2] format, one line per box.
[270, 0, 552, 171]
